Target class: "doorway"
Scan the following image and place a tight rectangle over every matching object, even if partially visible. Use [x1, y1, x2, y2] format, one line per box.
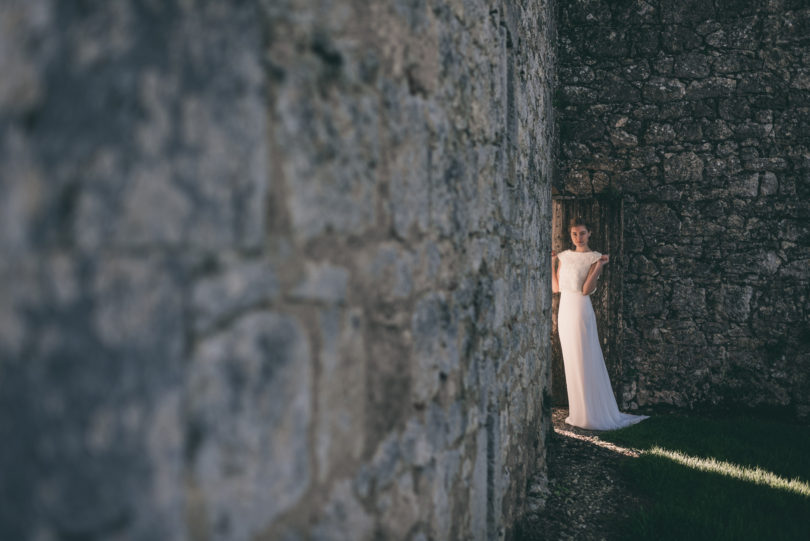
[551, 196, 624, 406]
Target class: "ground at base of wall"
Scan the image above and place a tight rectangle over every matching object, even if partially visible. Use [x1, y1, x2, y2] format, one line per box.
[514, 408, 645, 541]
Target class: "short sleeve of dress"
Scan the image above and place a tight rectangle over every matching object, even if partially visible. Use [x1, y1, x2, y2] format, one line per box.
[590, 251, 602, 265]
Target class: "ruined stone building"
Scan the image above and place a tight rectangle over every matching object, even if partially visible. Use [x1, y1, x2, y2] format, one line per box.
[0, 1, 807, 540]
[554, 0, 810, 420]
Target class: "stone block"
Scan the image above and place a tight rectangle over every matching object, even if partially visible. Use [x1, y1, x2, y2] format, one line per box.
[377, 471, 420, 539]
[92, 255, 185, 360]
[560, 85, 597, 105]
[614, 169, 650, 192]
[399, 417, 433, 469]
[644, 123, 676, 144]
[312, 479, 374, 541]
[316, 308, 366, 483]
[760, 171, 779, 195]
[779, 258, 810, 279]
[584, 27, 629, 58]
[706, 119, 734, 140]
[660, 0, 716, 24]
[560, 118, 606, 141]
[64, 3, 269, 252]
[745, 157, 789, 171]
[279, 90, 378, 242]
[559, 66, 595, 84]
[389, 97, 431, 239]
[0, 1, 48, 114]
[686, 77, 737, 99]
[674, 119, 703, 141]
[728, 173, 759, 197]
[421, 449, 462, 541]
[0, 128, 46, 255]
[192, 258, 280, 334]
[642, 77, 686, 102]
[724, 286, 756, 325]
[610, 129, 638, 148]
[633, 26, 661, 56]
[562, 1, 612, 25]
[597, 75, 641, 103]
[630, 282, 669, 317]
[411, 292, 460, 404]
[622, 61, 651, 81]
[661, 26, 703, 53]
[674, 52, 711, 78]
[430, 153, 469, 242]
[493, 277, 510, 329]
[671, 280, 707, 316]
[790, 67, 810, 90]
[564, 169, 592, 195]
[0, 252, 187, 540]
[663, 151, 704, 183]
[712, 52, 760, 73]
[187, 312, 312, 538]
[365, 244, 415, 301]
[291, 262, 349, 304]
[470, 425, 488, 541]
[467, 236, 502, 275]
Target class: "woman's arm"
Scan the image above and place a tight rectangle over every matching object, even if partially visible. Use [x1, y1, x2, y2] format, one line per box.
[551, 251, 560, 293]
[582, 254, 609, 295]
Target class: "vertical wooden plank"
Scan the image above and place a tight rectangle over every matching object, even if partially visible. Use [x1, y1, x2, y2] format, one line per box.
[550, 199, 565, 405]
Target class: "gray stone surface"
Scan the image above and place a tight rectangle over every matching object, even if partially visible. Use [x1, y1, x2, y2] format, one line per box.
[187, 312, 312, 539]
[192, 257, 280, 334]
[312, 479, 375, 541]
[290, 262, 350, 304]
[0, 0, 556, 539]
[315, 307, 366, 484]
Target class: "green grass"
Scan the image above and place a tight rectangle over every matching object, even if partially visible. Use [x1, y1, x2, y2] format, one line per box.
[599, 413, 810, 541]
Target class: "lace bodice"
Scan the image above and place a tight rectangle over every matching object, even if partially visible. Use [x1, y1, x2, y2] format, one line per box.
[558, 250, 602, 294]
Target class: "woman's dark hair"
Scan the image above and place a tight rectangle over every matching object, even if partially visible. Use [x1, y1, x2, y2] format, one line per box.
[569, 216, 590, 231]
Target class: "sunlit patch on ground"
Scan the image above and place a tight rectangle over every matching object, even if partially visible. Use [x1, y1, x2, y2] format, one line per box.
[554, 425, 641, 457]
[648, 446, 810, 498]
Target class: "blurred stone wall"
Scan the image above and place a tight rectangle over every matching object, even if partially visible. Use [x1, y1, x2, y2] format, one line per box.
[0, 0, 556, 539]
[557, 0, 810, 416]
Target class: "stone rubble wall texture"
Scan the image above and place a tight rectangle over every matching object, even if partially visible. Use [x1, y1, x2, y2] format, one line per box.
[557, 0, 810, 417]
[0, 1, 556, 540]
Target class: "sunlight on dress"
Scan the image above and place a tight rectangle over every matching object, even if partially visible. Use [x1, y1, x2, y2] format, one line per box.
[557, 249, 649, 430]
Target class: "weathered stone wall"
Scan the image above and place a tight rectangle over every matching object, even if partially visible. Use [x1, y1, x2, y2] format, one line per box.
[557, 0, 810, 417]
[0, 1, 556, 539]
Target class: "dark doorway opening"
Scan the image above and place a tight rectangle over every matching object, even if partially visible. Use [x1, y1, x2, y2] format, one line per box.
[551, 196, 624, 406]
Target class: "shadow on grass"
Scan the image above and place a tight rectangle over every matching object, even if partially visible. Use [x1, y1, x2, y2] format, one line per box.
[599, 413, 810, 540]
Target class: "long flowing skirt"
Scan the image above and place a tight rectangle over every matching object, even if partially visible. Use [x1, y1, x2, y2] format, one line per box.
[558, 291, 649, 430]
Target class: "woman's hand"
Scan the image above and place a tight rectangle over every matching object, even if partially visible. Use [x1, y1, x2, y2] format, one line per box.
[583, 256, 607, 296]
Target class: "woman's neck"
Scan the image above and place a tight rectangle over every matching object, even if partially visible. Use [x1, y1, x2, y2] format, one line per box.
[574, 247, 591, 252]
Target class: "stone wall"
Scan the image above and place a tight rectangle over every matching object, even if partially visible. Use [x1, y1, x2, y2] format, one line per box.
[0, 1, 556, 539]
[557, 0, 810, 417]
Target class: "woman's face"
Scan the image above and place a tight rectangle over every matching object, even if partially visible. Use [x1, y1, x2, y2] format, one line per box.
[570, 225, 591, 249]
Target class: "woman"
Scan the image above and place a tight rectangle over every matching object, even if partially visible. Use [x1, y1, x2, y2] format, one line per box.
[551, 217, 649, 430]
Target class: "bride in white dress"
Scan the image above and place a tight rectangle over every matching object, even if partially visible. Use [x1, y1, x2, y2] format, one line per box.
[551, 217, 649, 431]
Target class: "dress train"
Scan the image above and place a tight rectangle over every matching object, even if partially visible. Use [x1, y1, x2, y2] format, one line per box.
[557, 254, 649, 430]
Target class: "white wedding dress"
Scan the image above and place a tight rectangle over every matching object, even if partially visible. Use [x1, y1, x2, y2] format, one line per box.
[557, 249, 649, 430]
